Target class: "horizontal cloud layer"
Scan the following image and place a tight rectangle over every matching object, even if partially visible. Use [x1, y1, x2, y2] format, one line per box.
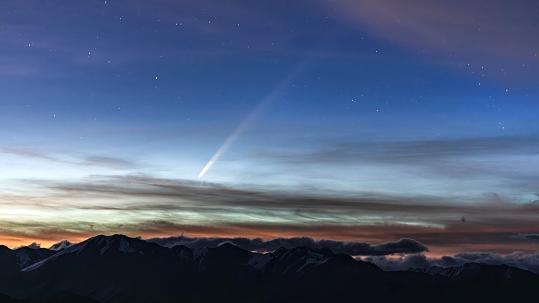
[149, 236, 428, 256]
[1, 174, 538, 254]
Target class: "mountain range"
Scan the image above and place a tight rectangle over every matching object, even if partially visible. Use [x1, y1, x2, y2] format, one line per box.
[0, 234, 538, 303]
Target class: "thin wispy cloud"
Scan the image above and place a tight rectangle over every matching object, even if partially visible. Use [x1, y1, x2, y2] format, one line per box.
[252, 135, 539, 195]
[256, 135, 539, 167]
[0, 147, 139, 170]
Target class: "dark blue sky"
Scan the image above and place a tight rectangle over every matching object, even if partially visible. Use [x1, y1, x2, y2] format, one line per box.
[1, 0, 538, 251]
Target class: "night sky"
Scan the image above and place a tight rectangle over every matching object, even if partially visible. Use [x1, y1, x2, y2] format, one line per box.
[1, 0, 539, 255]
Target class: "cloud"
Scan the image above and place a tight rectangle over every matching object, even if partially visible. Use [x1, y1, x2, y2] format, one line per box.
[24, 242, 41, 249]
[366, 251, 539, 274]
[82, 156, 138, 170]
[251, 135, 539, 198]
[1, 147, 60, 162]
[256, 135, 539, 176]
[2, 227, 537, 273]
[2, 174, 539, 253]
[0, 147, 139, 170]
[148, 236, 427, 256]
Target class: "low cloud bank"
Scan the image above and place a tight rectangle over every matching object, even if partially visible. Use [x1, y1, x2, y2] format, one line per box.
[149, 236, 428, 256]
[365, 251, 539, 274]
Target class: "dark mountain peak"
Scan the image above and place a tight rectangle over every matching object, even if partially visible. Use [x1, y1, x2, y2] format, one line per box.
[196, 242, 258, 274]
[14, 246, 51, 254]
[76, 234, 153, 255]
[23, 235, 167, 272]
[0, 244, 55, 270]
[318, 253, 381, 274]
[274, 246, 332, 261]
[211, 242, 249, 255]
[324, 253, 356, 265]
[13, 247, 54, 268]
[86, 234, 131, 243]
[266, 246, 334, 275]
[0, 246, 18, 275]
[49, 240, 73, 251]
[427, 262, 538, 282]
[25, 243, 41, 250]
[200, 242, 252, 263]
[273, 246, 287, 256]
[2, 234, 539, 303]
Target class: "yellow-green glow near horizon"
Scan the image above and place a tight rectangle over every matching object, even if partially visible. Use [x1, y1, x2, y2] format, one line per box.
[1, 1, 539, 256]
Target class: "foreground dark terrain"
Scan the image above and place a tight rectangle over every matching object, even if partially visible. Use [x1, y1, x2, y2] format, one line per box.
[0, 235, 537, 303]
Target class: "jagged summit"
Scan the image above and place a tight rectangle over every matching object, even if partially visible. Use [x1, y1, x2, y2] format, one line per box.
[23, 235, 164, 272]
[0, 234, 537, 303]
[49, 240, 73, 251]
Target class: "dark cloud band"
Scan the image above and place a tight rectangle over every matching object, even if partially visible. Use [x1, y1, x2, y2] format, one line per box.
[149, 236, 428, 256]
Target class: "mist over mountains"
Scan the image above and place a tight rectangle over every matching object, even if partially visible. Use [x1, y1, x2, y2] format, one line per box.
[0, 234, 538, 303]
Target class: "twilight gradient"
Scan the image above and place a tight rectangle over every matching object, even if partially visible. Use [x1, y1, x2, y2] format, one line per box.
[0, 0, 538, 254]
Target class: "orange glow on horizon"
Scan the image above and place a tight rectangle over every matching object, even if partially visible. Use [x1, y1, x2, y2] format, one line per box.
[3, 226, 538, 257]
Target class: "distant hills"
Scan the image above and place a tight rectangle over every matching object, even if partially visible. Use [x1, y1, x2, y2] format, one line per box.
[0, 234, 538, 303]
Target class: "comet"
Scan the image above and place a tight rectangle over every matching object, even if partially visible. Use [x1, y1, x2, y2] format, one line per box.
[197, 65, 305, 179]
